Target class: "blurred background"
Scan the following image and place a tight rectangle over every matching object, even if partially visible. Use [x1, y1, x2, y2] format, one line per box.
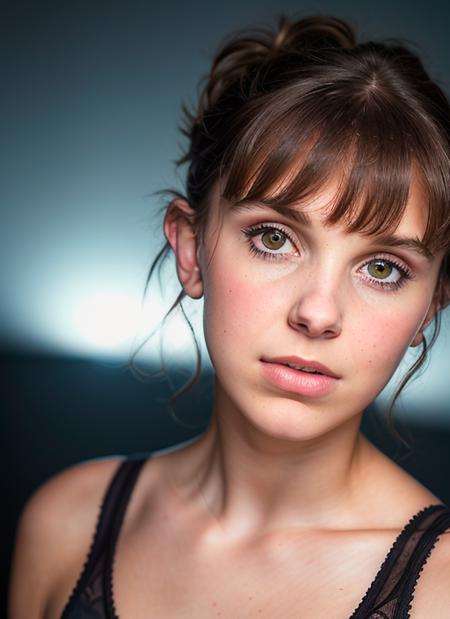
[2, 0, 450, 612]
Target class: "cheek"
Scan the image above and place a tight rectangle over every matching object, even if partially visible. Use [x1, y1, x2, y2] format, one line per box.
[201, 232, 295, 340]
[345, 299, 427, 388]
[202, 262, 280, 366]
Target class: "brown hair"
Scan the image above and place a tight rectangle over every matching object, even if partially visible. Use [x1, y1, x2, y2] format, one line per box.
[130, 14, 450, 447]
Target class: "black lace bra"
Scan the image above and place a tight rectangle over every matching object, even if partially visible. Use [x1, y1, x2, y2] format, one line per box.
[60, 453, 450, 618]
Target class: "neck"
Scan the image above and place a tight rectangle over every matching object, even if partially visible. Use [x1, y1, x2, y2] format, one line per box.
[176, 379, 376, 544]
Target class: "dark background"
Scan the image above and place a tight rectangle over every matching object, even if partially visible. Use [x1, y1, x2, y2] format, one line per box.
[2, 0, 450, 615]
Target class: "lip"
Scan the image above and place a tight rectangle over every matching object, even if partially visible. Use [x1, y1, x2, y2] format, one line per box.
[261, 355, 340, 379]
[260, 361, 339, 398]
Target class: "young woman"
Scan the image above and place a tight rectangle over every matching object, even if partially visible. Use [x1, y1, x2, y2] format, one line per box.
[9, 13, 450, 619]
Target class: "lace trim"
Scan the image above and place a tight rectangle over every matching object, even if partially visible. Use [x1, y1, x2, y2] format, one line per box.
[348, 504, 448, 619]
[109, 568, 120, 619]
[106, 456, 149, 619]
[402, 510, 450, 619]
[60, 458, 126, 618]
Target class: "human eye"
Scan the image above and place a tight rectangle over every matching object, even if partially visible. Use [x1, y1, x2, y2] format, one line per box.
[358, 254, 415, 291]
[241, 223, 299, 261]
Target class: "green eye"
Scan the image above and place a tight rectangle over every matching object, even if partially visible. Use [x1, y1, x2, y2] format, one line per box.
[242, 224, 297, 260]
[367, 260, 393, 280]
[261, 230, 286, 250]
[360, 256, 414, 291]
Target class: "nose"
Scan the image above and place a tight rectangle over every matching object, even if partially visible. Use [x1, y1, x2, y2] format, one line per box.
[288, 276, 343, 339]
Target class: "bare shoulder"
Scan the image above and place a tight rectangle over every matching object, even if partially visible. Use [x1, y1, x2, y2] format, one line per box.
[409, 526, 450, 618]
[8, 456, 124, 619]
[360, 436, 445, 516]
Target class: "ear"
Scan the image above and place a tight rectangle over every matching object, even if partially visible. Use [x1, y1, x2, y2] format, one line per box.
[163, 198, 203, 299]
[437, 274, 450, 312]
[410, 316, 433, 348]
[409, 278, 449, 347]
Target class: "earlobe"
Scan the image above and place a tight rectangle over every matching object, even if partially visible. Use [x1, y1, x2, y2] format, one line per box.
[163, 198, 203, 299]
[409, 274, 450, 348]
[409, 303, 437, 348]
[437, 275, 450, 312]
[409, 329, 425, 348]
[410, 314, 433, 347]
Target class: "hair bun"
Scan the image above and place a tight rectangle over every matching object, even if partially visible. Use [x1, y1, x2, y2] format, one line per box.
[195, 14, 356, 122]
[273, 15, 356, 53]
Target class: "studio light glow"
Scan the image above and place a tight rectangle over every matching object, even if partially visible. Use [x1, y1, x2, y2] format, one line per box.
[72, 292, 140, 350]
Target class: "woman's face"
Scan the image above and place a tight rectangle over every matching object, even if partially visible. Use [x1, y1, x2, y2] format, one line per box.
[197, 175, 444, 441]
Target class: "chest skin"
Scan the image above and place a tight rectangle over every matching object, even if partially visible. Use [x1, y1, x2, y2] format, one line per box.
[109, 514, 412, 619]
[43, 455, 450, 619]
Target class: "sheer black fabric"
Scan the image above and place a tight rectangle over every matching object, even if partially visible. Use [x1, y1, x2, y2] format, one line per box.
[61, 454, 147, 619]
[60, 454, 450, 619]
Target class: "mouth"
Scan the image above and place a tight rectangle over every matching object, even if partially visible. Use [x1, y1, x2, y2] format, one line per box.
[278, 363, 325, 375]
[261, 356, 340, 379]
[260, 359, 339, 397]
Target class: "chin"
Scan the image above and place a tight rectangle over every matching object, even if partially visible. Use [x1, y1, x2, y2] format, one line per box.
[238, 396, 339, 443]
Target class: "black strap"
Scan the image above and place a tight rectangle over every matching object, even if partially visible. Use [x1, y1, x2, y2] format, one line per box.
[103, 456, 149, 615]
[351, 504, 450, 618]
[398, 507, 450, 618]
[60, 454, 149, 618]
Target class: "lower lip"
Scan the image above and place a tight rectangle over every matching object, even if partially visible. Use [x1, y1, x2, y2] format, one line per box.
[260, 362, 339, 397]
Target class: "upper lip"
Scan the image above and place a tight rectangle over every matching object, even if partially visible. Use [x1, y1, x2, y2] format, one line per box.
[262, 355, 340, 378]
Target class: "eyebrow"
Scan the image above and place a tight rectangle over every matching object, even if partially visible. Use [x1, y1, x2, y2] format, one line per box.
[371, 234, 434, 262]
[229, 201, 434, 262]
[230, 202, 312, 226]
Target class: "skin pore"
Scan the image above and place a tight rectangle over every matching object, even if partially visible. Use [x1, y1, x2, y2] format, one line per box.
[163, 169, 445, 550]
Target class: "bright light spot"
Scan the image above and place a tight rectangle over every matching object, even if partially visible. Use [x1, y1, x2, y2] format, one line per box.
[72, 293, 141, 351]
[130, 298, 210, 369]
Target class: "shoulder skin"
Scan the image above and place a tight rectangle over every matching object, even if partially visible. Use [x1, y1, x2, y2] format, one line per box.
[8, 456, 123, 619]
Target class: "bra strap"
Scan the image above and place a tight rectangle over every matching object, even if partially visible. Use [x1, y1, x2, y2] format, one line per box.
[60, 455, 148, 618]
[350, 504, 448, 618]
[103, 456, 149, 614]
[398, 506, 450, 618]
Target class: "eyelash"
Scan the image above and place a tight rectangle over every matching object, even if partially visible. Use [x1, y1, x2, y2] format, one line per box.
[241, 223, 415, 292]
